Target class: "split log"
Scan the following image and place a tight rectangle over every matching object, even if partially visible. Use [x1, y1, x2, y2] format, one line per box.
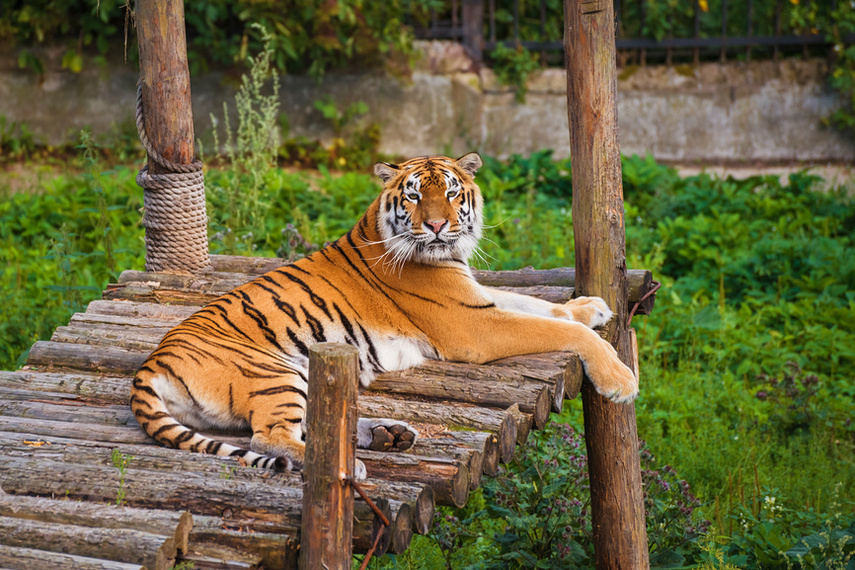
[0, 546, 145, 570]
[0, 493, 192, 553]
[387, 500, 414, 554]
[0, 370, 131, 403]
[358, 394, 517, 463]
[26, 340, 147, 374]
[0, 514, 177, 570]
[103, 282, 215, 306]
[357, 449, 469, 508]
[52, 323, 164, 352]
[179, 544, 262, 570]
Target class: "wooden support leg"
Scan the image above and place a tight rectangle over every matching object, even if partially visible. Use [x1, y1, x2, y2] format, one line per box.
[300, 344, 359, 569]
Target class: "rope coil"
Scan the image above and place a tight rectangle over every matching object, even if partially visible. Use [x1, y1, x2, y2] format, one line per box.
[135, 81, 211, 273]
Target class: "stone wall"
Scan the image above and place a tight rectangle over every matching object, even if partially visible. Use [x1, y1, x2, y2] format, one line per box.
[0, 42, 852, 163]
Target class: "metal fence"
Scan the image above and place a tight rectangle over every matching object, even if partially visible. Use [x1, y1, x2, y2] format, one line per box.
[410, 0, 854, 65]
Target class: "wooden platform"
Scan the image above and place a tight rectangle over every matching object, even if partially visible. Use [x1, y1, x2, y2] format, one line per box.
[0, 255, 655, 569]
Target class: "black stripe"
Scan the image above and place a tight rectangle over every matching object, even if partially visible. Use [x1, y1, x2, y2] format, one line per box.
[286, 328, 309, 357]
[249, 384, 308, 400]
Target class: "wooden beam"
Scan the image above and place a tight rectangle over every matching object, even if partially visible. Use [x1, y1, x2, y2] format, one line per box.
[564, 0, 650, 567]
[300, 344, 359, 570]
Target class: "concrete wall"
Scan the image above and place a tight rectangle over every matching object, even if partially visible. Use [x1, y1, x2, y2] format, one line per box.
[0, 42, 852, 163]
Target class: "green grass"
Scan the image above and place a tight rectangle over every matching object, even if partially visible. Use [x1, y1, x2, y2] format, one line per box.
[2, 151, 854, 568]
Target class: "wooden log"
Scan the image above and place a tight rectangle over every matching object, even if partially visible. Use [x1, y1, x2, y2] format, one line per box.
[472, 267, 655, 314]
[410, 437, 484, 490]
[358, 394, 517, 463]
[352, 497, 392, 557]
[0, 546, 145, 570]
[367, 358, 553, 429]
[188, 524, 298, 570]
[85, 299, 198, 321]
[357, 450, 469, 508]
[26, 340, 147, 375]
[0, 370, 131, 403]
[387, 500, 414, 554]
[52, 323, 163, 352]
[0, 416, 150, 444]
[444, 430, 501, 477]
[103, 281, 215, 306]
[0, 514, 177, 570]
[301, 344, 359, 570]
[565, 0, 650, 565]
[505, 403, 532, 445]
[0, 493, 192, 554]
[357, 481, 434, 536]
[0, 398, 137, 426]
[0, 456, 382, 550]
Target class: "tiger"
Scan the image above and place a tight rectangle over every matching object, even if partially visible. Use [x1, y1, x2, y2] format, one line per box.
[130, 152, 638, 478]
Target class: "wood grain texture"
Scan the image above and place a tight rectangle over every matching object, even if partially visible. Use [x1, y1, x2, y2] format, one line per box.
[565, 0, 650, 566]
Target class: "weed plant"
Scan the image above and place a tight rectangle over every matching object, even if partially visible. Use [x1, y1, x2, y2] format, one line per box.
[2, 150, 853, 567]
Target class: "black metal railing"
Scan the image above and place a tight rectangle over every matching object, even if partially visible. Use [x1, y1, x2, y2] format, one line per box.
[410, 0, 853, 65]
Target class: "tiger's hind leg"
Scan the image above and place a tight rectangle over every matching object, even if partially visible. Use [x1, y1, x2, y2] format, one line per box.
[357, 418, 418, 452]
[247, 380, 308, 470]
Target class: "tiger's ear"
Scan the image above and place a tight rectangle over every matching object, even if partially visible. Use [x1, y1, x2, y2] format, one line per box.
[455, 152, 483, 177]
[374, 162, 400, 183]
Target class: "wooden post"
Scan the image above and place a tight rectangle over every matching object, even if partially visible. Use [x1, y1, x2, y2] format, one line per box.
[135, 0, 210, 273]
[300, 344, 359, 570]
[564, 0, 650, 568]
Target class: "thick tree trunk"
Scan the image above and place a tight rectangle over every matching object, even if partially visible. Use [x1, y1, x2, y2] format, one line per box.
[564, 0, 650, 567]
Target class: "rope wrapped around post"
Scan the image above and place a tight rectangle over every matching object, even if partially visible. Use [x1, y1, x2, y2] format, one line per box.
[135, 82, 211, 273]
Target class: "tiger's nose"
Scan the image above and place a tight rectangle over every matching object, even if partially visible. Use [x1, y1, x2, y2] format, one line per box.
[425, 219, 448, 234]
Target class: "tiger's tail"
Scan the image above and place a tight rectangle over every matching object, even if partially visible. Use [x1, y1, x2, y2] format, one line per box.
[130, 369, 288, 470]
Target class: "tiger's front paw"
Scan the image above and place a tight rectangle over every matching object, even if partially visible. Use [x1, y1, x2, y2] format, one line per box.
[357, 418, 418, 452]
[565, 296, 613, 329]
[583, 341, 638, 404]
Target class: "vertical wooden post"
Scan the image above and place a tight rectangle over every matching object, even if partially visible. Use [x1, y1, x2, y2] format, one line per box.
[300, 343, 359, 570]
[564, 0, 650, 568]
[136, 0, 195, 167]
[136, 0, 210, 273]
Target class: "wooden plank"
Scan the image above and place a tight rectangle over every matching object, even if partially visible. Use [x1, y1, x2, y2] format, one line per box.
[26, 341, 147, 374]
[0, 416, 151, 444]
[0, 370, 131, 403]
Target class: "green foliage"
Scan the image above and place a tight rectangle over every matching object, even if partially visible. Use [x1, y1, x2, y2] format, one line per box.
[110, 448, 132, 506]
[0, 0, 418, 78]
[491, 44, 541, 103]
[0, 115, 38, 161]
[825, 2, 855, 137]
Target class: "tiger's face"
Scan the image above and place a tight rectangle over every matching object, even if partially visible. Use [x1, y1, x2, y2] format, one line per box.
[374, 153, 483, 268]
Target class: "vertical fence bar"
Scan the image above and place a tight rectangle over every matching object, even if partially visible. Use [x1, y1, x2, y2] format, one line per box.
[540, 0, 548, 63]
[564, 0, 650, 565]
[666, 12, 673, 66]
[489, 0, 496, 43]
[639, 0, 647, 65]
[720, 0, 727, 62]
[462, 0, 485, 63]
[746, 0, 753, 61]
[513, 0, 521, 43]
[694, 0, 700, 65]
[300, 343, 359, 570]
[802, 0, 810, 58]
[452, 0, 459, 31]
[774, 0, 782, 60]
